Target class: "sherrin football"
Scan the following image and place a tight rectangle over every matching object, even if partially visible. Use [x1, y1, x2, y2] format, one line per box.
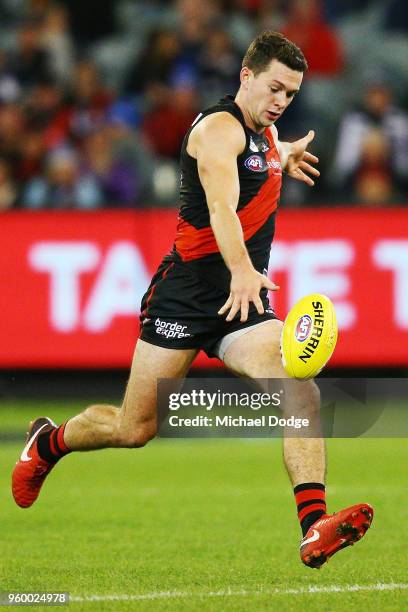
[280, 294, 338, 379]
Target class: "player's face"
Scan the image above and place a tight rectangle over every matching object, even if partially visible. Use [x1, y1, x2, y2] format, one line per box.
[245, 60, 303, 130]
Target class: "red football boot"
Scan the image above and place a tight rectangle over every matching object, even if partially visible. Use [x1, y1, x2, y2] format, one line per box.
[12, 417, 57, 508]
[300, 503, 374, 568]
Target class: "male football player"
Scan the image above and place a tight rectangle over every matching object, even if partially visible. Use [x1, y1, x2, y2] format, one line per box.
[13, 31, 373, 568]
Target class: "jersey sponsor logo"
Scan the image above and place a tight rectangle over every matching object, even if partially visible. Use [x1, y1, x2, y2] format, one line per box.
[244, 155, 282, 173]
[295, 314, 313, 342]
[244, 154, 265, 172]
[267, 159, 282, 174]
[154, 317, 192, 339]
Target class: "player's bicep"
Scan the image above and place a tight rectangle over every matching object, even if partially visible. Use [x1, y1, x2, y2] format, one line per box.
[197, 150, 240, 214]
[194, 115, 244, 214]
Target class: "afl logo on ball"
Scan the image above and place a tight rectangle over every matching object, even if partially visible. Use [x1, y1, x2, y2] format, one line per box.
[244, 155, 265, 172]
[295, 314, 313, 342]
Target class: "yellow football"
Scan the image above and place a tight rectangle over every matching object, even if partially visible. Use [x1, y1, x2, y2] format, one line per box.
[280, 294, 338, 379]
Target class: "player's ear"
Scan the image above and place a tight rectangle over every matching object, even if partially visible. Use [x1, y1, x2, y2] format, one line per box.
[240, 67, 252, 89]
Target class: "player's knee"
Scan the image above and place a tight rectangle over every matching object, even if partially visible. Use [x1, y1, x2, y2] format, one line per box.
[293, 380, 321, 417]
[117, 421, 157, 448]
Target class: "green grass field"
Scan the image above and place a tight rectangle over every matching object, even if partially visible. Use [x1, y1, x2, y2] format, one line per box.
[1, 401, 407, 611]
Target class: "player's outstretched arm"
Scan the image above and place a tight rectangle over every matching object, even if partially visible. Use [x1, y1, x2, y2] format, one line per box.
[274, 128, 320, 186]
[189, 113, 278, 323]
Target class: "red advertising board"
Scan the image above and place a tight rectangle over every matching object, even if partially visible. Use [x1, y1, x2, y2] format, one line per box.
[1, 208, 408, 368]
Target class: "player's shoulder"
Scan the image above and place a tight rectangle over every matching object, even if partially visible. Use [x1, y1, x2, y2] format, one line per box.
[189, 111, 246, 156]
[194, 111, 244, 139]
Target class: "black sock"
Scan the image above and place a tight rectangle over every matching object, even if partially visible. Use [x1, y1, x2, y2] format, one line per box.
[37, 423, 71, 463]
[294, 482, 327, 537]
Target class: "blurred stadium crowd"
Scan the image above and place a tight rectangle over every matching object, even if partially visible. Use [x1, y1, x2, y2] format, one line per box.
[0, 0, 407, 211]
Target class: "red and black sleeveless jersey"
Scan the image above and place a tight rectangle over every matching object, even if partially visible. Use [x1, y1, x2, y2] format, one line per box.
[170, 95, 282, 291]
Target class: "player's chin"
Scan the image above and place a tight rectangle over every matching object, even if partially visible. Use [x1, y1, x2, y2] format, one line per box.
[259, 117, 274, 128]
[263, 118, 278, 128]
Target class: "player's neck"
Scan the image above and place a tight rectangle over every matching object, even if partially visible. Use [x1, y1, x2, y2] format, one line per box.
[234, 91, 265, 134]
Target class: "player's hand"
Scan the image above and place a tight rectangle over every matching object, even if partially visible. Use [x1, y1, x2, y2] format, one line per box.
[286, 130, 320, 186]
[218, 267, 279, 322]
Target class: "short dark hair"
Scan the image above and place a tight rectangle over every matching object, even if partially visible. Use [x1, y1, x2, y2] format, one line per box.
[242, 31, 308, 75]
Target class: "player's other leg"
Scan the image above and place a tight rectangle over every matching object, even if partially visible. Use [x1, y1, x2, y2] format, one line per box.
[12, 340, 198, 508]
[221, 319, 373, 568]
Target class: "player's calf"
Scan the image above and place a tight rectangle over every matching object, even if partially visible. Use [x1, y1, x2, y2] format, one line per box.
[61, 404, 157, 450]
[114, 417, 157, 448]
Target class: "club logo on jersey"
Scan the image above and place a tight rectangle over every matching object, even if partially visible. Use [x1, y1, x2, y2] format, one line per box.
[244, 155, 265, 172]
[260, 141, 270, 152]
[295, 314, 313, 342]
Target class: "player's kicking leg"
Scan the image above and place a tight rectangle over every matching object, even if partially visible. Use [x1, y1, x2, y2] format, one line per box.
[221, 319, 373, 568]
[12, 340, 198, 508]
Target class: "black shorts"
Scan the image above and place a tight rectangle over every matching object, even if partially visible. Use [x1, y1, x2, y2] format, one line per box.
[139, 257, 278, 358]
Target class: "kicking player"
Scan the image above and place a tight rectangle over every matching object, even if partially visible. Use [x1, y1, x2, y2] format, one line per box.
[12, 31, 373, 568]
